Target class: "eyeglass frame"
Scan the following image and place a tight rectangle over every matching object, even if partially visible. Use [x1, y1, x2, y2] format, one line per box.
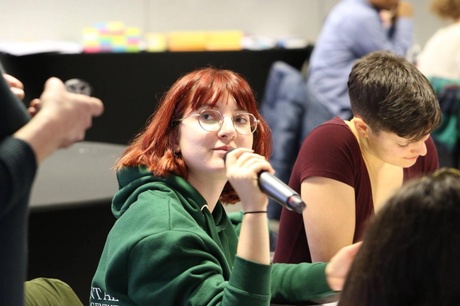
[172, 109, 259, 135]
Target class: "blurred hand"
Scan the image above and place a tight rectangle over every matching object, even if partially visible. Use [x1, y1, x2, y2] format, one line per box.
[325, 242, 362, 291]
[3, 73, 25, 100]
[37, 77, 104, 148]
[14, 77, 104, 162]
[27, 99, 41, 117]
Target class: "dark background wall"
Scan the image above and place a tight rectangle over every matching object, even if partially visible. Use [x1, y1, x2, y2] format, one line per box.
[1, 48, 312, 145]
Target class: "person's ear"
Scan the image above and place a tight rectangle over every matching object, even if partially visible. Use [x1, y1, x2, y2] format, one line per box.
[169, 129, 180, 155]
[353, 117, 370, 138]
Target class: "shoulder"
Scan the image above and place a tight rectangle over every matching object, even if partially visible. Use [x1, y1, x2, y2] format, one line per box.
[122, 189, 201, 230]
[294, 118, 363, 184]
[303, 118, 358, 149]
[299, 118, 361, 164]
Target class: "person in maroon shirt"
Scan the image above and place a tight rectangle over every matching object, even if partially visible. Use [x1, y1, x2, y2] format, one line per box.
[274, 50, 441, 264]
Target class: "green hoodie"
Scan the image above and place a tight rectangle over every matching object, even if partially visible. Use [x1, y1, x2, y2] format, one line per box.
[90, 166, 334, 306]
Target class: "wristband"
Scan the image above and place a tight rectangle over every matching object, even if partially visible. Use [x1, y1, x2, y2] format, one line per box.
[243, 210, 267, 215]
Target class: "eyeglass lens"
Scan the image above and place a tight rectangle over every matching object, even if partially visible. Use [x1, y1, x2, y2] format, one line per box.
[198, 109, 257, 134]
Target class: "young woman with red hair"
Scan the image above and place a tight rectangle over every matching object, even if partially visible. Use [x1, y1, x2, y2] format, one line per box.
[90, 67, 358, 306]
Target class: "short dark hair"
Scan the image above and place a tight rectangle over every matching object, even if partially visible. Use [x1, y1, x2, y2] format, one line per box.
[348, 50, 441, 141]
[339, 168, 460, 306]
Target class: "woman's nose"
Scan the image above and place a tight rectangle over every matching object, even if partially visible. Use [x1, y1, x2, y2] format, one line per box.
[218, 116, 237, 138]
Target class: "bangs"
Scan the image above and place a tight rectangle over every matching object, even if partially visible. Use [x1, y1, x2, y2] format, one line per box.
[185, 69, 258, 113]
[406, 127, 436, 142]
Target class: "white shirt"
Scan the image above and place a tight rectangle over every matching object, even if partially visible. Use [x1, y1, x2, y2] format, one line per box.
[417, 23, 460, 80]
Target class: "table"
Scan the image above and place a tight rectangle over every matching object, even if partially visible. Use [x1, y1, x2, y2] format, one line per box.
[30, 141, 125, 210]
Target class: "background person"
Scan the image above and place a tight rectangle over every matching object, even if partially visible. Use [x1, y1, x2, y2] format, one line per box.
[274, 51, 441, 264]
[417, 0, 460, 79]
[306, 0, 414, 124]
[416, 0, 460, 168]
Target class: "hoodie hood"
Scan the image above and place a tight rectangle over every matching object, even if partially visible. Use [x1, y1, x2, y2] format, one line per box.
[112, 166, 208, 219]
[112, 166, 237, 258]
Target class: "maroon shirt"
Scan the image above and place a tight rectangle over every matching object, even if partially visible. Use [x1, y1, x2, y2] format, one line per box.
[273, 117, 439, 263]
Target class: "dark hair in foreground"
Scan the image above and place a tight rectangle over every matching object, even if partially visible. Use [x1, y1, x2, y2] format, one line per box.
[348, 50, 441, 141]
[339, 168, 460, 306]
[115, 67, 272, 204]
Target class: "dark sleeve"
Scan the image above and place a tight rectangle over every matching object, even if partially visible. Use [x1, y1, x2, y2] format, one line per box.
[0, 67, 36, 215]
[0, 137, 37, 217]
[0, 68, 31, 140]
[0, 69, 37, 306]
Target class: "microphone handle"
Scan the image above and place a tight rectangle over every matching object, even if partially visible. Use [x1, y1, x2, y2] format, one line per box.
[258, 172, 306, 214]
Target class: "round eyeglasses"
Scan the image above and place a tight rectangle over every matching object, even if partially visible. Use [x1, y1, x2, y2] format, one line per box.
[175, 109, 259, 135]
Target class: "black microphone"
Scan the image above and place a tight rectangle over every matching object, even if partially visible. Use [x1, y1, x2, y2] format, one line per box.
[223, 149, 306, 214]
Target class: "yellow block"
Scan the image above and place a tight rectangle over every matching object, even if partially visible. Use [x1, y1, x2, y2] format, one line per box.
[168, 31, 207, 51]
[205, 31, 243, 51]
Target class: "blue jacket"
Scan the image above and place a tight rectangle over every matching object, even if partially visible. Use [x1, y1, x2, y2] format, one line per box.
[262, 61, 307, 188]
[307, 0, 413, 118]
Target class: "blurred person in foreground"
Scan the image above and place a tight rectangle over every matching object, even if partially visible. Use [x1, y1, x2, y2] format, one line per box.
[339, 168, 460, 306]
[0, 72, 103, 305]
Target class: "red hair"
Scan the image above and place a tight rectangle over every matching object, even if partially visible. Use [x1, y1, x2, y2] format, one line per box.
[116, 67, 272, 204]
